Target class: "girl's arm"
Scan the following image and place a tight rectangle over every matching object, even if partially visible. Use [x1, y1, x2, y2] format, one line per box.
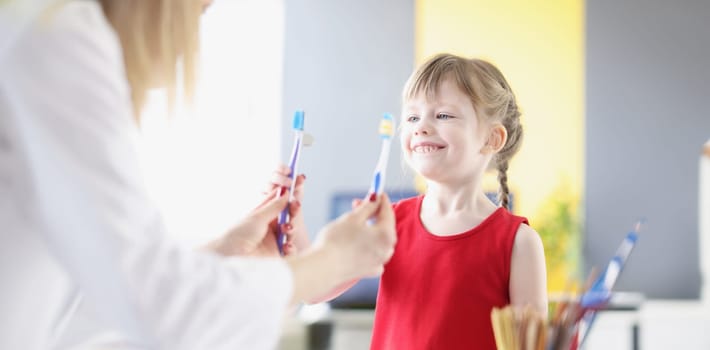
[509, 224, 549, 318]
[307, 280, 360, 304]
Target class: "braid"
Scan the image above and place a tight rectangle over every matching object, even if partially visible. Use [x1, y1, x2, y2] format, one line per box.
[497, 160, 510, 209]
[495, 90, 523, 211]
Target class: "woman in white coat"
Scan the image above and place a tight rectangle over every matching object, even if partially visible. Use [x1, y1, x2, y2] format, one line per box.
[0, 0, 397, 349]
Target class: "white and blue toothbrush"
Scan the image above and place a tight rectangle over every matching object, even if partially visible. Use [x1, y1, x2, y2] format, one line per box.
[577, 220, 643, 347]
[369, 113, 395, 198]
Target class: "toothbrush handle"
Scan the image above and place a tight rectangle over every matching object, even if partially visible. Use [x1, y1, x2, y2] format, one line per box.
[370, 139, 391, 195]
[598, 230, 638, 290]
[371, 172, 382, 195]
[277, 134, 302, 255]
[367, 139, 390, 226]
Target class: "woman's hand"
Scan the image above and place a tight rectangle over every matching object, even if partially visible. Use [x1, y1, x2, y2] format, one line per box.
[205, 164, 309, 257]
[265, 164, 310, 255]
[313, 193, 397, 279]
[205, 187, 290, 257]
[284, 193, 397, 304]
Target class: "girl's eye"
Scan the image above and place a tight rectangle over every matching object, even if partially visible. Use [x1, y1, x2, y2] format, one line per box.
[407, 115, 420, 122]
[437, 113, 453, 120]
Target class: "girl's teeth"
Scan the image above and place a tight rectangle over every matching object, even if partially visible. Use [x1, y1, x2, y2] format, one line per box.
[414, 146, 438, 153]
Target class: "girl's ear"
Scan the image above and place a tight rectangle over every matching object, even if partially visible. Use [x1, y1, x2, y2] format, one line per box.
[482, 123, 508, 154]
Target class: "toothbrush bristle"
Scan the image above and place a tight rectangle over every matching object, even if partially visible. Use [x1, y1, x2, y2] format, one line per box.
[379, 113, 394, 138]
[293, 110, 305, 130]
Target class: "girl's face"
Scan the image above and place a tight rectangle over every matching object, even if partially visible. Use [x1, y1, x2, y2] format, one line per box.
[400, 77, 492, 184]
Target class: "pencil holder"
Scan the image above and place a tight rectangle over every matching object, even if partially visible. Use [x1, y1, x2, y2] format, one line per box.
[491, 303, 583, 350]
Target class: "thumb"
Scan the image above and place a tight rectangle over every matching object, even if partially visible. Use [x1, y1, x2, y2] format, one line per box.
[252, 188, 289, 221]
[348, 193, 381, 222]
[351, 198, 363, 209]
[372, 193, 394, 227]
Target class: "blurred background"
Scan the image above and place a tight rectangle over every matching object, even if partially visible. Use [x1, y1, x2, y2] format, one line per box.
[139, 0, 710, 349]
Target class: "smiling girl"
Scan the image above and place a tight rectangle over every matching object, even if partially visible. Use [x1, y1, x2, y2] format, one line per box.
[369, 53, 548, 350]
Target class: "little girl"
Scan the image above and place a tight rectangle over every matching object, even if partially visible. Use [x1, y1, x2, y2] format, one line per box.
[368, 53, 547, 350]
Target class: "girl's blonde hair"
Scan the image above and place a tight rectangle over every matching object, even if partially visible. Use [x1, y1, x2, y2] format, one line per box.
[403, 53, 523, 209]
[98, 0, 201, 121]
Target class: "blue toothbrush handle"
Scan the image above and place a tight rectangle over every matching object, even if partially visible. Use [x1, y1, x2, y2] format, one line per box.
[371, 172, 382, 195]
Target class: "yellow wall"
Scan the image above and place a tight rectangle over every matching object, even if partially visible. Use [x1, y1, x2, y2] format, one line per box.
[416, 0, 585, 290]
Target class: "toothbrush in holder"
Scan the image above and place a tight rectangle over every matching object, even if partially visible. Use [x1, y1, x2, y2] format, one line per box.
[369, 113, 395, 201]
[576, 219, 643, 347]
[580, 220, 643, 309]
[277, 110, 305, 256]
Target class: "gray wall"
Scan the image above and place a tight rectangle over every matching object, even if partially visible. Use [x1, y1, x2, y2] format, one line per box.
[586, 0, 710, 298]
[282, 0, 415, 237]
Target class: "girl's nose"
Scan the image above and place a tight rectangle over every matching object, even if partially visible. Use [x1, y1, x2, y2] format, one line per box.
[413, 120, 431, 136]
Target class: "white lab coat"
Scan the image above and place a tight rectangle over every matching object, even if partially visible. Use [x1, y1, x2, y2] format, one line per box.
[0, 2, 292, 349]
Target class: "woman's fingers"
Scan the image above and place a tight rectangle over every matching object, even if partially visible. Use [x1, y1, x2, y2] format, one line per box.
[288, 199, 301, 219]
[283, 242, 297, 256]
[373, 193, 394, 225]
[251, 187, 289, 222]
[351, 198, 363, 209]
[262, 164, 292, 194]
[373, 193, 397, 247]
[291, 174, 306, 201]
[262, 171, 306, 200]
[347, 193, 382, 223]
[254, 186, 281, 210]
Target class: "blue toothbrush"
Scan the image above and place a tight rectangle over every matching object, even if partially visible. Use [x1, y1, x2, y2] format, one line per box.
[277, 110, 305, 255]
